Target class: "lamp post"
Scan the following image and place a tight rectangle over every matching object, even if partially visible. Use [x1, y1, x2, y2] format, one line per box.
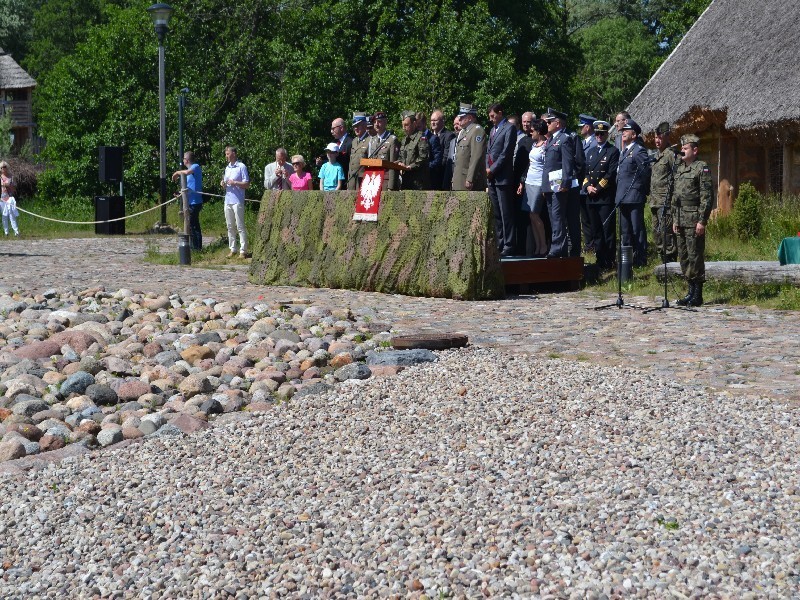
[147, 3, 174, 229]
[178, 87, 189, 168]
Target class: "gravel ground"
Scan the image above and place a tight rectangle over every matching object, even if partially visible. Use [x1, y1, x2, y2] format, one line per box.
[1, 346, 797, 598]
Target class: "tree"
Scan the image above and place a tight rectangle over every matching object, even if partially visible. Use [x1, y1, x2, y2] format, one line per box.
[0, 0, 42, 61]
[24, 0, 128, 78]
[34, 0, 569, 203]
[568, 16, 660, 120]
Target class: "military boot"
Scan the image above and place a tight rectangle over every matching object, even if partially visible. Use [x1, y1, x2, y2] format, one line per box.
[688, 282, 704, 307]
[677, 282, 695, 306]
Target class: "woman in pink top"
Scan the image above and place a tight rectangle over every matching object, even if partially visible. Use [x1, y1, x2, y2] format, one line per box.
[288, 155, 313, 190]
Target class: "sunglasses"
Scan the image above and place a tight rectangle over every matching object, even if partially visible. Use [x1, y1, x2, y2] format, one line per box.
[291, 162, 303, 166]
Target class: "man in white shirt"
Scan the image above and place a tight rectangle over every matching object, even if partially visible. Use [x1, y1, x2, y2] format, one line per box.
[220, 146, 250, 258]
[263, 148, 293, 191]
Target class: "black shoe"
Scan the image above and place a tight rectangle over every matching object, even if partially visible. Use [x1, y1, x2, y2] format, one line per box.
[677, 283, 695, 306]
[687, 282, 704, 307]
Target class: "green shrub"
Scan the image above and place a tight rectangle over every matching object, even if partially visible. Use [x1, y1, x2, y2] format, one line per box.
[732, 182, 762, 239]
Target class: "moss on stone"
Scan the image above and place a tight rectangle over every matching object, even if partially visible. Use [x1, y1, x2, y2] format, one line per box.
[249, 190, 505, 300]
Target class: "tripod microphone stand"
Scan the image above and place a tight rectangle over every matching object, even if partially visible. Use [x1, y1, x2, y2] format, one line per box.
[594, 159, 644, 311]
[643, 150, 695, 314]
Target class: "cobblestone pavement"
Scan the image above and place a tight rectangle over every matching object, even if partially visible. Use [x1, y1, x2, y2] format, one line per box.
[2, 236, 799, 401]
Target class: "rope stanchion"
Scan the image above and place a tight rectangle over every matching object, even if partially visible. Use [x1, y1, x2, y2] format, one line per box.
[16, 197, 178, 225]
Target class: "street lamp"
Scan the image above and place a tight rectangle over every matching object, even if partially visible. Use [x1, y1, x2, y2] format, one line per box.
[147, 3, 174, 229]
[178, 87, 189, 167]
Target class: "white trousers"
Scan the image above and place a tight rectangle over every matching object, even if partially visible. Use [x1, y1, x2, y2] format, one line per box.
[2, 212, 18, 234]
[224, 202, 247, 253]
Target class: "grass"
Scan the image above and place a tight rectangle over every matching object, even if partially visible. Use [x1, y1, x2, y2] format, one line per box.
[11, 190, 800, 309]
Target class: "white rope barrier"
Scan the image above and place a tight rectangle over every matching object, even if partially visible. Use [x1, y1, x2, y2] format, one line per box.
[15, 197, 178, 225]
[189, 189, 261, 203]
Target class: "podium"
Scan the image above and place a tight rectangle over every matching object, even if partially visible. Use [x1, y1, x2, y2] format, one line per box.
[360, 158, 407, 171]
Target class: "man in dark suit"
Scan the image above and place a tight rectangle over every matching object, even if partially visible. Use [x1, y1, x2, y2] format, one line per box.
[485, 103, 517, 256]
[331, 117, 353, 181]
[578, 113, 597, 252]
[615, 119, 651, 266]
[541, 108, 577, 258]
[582, 120, 620, 270]
[430, 109, 455, 190]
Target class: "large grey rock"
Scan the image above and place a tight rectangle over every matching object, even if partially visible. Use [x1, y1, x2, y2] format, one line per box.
[0, 439, 26, 462]
[12, 398, 50, 418]
[60, 371, 95, 396]
[333, 363, 372, 382]
[269, 330, 301, 343]
[294, 382, 334, 398]
[366, 349, 438, 367]
[97, 428, 124, 447]
[194, 332, 222, 345]
[85, 384, 118, 406]
[153, 350, 182, 367]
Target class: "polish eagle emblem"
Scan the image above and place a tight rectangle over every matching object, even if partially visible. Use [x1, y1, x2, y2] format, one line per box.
[359, 173, 381, 210]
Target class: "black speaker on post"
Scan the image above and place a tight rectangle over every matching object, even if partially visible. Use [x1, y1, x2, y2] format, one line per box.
[99, 146, 123, 183]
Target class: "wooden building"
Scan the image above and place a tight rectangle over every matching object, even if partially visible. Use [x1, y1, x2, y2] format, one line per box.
[0, 48, 37, 152]
[626, 0, 800, 207]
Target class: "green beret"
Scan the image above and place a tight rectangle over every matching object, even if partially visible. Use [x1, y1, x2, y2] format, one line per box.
[655, 122, 670, 135]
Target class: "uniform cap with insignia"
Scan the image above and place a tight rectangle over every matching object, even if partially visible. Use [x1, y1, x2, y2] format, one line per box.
[681, 133, 700, 145]
[400, 110, 416, 121]
[621, 119, 642, 135]
[457, 103, 478, 116]
[352, 112, 368, 125]
[655, 121, 671, 135]
[593, 120, 611, 133]
[543, 107, 567, 122]
[373, 111, 388, 121]
[578, 113, 597, 126]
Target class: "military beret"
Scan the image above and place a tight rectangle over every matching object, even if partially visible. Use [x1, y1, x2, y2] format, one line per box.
[621, 119, 642, 135]
[543, 107, 567, 122]
[457, 103, 478, 116]
[655, 121, 671, 135]
[373, 111, 388, 120]
[578, 113, 597, 127]
[681, 133, 700, 145]
[593, 120, 611, 133]
[352, 112, 368, 126]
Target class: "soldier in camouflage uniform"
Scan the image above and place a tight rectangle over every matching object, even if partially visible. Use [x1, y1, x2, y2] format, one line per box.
[398, 111, 431, 190]
[451, 103, 487, 192]
[672, 133, 713, 307]
[347, 113, 370, 191]
[649, 121, 678, 261]
[367, 112, 400, 190]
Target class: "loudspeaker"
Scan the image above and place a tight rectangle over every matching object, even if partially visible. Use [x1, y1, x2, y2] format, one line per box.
[94, 196, 125, 235]
[99, 146, 123, 183]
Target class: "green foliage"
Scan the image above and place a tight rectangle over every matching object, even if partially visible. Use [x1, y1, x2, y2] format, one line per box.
[23, 0, 126, 78]
[0, 0, 42, 61]
[0, 109, 13, 157]
[732, 182, 763, 240]
[569, 16, 661, 119]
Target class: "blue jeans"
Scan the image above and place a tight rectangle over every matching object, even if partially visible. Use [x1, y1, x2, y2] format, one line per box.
[189, 204, 202, 250]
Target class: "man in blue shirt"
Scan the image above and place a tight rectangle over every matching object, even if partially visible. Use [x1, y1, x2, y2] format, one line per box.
[172, 151, 203, 250]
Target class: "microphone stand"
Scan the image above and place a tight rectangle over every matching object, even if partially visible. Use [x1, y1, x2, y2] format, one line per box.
[643, 151, 695, 313]
[594, 150, 645, 311]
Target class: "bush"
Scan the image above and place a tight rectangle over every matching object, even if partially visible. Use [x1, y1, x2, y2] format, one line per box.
[732, 182, 762, 239]
[2, 157, 40, 200]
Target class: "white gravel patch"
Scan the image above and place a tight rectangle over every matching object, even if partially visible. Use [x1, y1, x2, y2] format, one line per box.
[0, 346, 797, 598]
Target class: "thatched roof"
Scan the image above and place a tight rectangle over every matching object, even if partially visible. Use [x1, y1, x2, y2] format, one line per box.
[627, 0, 800, 136]
[0, 49, 36, 90]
